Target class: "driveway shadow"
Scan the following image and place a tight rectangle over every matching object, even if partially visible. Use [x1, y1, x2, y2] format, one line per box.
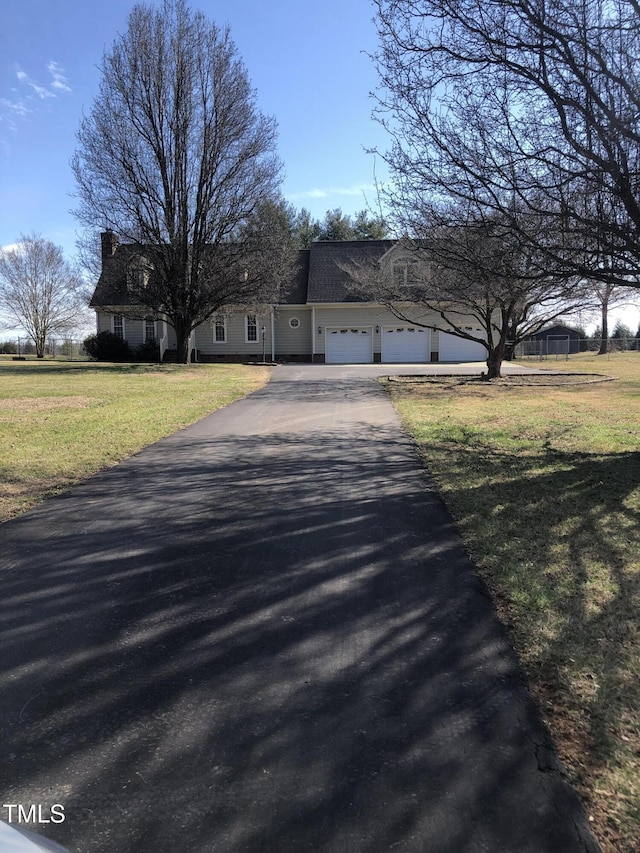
[0, 392, 599, 852]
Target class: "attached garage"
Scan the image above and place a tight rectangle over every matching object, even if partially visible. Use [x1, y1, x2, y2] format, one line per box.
[381, 325, 430, 363]
[439, 332, 486, 362]
[325, 327, 373, 364]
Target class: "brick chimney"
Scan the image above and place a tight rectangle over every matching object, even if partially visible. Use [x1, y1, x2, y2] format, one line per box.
[101, 229, 119, 264]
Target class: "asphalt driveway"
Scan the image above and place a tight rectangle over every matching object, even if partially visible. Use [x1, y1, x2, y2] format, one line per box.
[0, 364, 598, 853]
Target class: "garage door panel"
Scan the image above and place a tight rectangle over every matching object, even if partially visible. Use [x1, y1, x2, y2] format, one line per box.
[439, 332, 486, 362]
[326, 328, 373, 364]
[382, 326, 430, 363]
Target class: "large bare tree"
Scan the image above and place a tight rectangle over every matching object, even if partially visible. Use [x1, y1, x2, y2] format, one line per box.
[372, 0, 640, 287]
[0, 234, 85, 358]
[344, 211, 585, 378]
[72, 0, 288, 362]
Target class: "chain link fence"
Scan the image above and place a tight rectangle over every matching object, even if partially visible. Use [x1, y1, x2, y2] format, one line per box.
[515, 337, 640, 359]
[0, 337, 89, 360]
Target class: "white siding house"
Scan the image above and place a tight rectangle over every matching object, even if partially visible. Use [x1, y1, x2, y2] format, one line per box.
[90, 234, 486, 364]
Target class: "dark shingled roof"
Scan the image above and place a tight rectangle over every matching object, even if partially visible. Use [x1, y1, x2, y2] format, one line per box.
[90, 245, 310, 308]
[90, 240, 395, 308]
[280, 250, 309, 304]
[306, 240, 395, 303]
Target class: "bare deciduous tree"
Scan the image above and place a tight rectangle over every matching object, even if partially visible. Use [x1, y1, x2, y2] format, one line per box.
[586, 281, 637, 353]
[372, 0, 640, 287]
[0, 234, 85, 358]
[343, 212, 586, 378]
[72, 0, 289, 363]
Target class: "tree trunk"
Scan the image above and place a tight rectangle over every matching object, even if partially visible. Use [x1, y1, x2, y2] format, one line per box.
[175, 334, 190, 364]
[485, 345, 504, 379]
[173, 320, 192, 364]
[598, 300, 608, 354]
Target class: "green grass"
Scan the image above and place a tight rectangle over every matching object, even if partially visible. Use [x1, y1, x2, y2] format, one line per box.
[386, 352, 640, 853]
[0, 359, 269, 521]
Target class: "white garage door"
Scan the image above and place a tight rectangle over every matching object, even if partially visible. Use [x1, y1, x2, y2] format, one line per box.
[325, 327, 373, 363]
[382, 325, 430, 363]
[439, 332, 486, 362]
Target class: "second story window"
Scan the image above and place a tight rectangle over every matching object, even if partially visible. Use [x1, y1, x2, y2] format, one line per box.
[392, 259, 421, 288]
[128, 263, 150, 290]
[132, 269, 145, 288]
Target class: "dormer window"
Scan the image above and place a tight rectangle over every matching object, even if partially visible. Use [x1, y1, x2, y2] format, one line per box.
[129, 267, 148, 289]
[392, 258, 421, 288]
[127, 255, 153, 291]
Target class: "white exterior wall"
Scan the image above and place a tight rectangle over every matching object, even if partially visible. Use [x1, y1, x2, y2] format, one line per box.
[273, 307, 312, 356]
[96, 311, 111, 334]
[314, 304, 441, 358]
[95, 310, 159, 348]
[193, 312, 271, 357]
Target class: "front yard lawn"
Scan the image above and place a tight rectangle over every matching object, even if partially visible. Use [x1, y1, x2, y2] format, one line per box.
[0, 359, 269, 522]
[386, 352, 640, 853]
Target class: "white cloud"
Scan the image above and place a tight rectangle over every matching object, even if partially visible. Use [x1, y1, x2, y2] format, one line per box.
[47, 61, 72, 94]
[15, 65, 55, 100]
[14, 61, 71, 101]
[2, 62, 71, 129]
[288, 183, 377, 202]
[0, 98, 31, 118]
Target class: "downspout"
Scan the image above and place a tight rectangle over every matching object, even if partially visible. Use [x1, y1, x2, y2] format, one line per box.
[312, 306, 316, 360]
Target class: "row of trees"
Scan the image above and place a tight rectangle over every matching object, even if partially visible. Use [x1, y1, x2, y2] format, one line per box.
[291, 207, 388, 246]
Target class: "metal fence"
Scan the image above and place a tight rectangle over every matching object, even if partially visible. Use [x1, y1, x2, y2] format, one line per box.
[515, 337, 640, 359]
[0, 338, 89, 359]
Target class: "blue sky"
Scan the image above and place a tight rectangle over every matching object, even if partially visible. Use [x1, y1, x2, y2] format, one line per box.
[1, 0, 638, 335]
[0, 0, 388, 262]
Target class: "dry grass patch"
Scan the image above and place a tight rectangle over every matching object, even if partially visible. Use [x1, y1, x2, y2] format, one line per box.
[386, 354, 640, 853]
[1, 396, 98, 414]
[0, 360, 269, 521]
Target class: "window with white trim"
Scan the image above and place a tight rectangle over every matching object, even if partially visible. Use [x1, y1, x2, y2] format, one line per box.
[144, 318, 156, 341]
[213, 316, 227, 343]
[112, 314, 124, 339]
[130, 267, 147, 289]
[127, 255, 153, 291]
[392, 259, 421, 288]
[245, 314, 258, 343]
[289, 316, 300, 329]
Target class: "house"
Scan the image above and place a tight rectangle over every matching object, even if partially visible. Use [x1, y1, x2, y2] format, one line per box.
[90, 233, 487, 364]
[526, 323, 582, 355]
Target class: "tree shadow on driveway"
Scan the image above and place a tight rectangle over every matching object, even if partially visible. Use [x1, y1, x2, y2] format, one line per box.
[0, 384, 599, 852]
